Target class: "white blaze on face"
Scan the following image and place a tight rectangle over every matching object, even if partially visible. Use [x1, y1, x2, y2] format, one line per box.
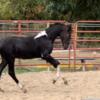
[34, 31, 47, 39]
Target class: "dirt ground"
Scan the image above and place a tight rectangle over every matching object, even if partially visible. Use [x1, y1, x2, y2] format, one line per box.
[0, 71, 100, 100]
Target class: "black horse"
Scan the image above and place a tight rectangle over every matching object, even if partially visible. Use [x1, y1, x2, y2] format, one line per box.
[0, 23, 72, 92]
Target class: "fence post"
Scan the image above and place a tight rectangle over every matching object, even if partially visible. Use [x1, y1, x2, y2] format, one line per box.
[18, 20, 22, 65]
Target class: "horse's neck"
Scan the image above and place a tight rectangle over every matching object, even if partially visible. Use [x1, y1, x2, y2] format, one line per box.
[48, 33, 58, 43]
[46, 29, 61, 43]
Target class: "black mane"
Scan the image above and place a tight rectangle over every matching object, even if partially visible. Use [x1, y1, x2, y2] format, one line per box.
[49, 23, 64, 27]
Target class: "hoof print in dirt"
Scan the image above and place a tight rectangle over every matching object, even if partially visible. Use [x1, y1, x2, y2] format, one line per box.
[0, 88, 4, 93]
[52, 79, 57, 84]
[62, 78, 68, 85]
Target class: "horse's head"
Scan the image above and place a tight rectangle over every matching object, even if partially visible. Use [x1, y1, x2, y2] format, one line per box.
[46, 23, 72, 49]
[59, 23, 72, 49]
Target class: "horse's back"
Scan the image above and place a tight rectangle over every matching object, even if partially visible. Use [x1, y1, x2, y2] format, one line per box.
[0, 36, 35, 49]
[0, 36, 38, 58]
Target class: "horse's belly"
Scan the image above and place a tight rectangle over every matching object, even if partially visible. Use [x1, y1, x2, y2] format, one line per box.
[15, 51, 41, 59]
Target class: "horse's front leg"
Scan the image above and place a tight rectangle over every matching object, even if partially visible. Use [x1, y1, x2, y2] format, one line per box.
[53, 65, 61, 84]
[51, 61, 68, 85]
[42, 54, 68, 84]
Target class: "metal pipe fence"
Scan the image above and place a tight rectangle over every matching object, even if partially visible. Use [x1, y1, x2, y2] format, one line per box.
[70, 20, 100, 70]
[0, 20, 100, 70]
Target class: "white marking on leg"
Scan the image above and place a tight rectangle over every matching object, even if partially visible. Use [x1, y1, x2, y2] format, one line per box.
[34, 31, 47, 39]
[47, 66, 50, 72]
[56, 65, 60, 78]
[18, 83, 23, 89]
[18, 83, 27, 93]
[53, 65, 68, 84]
[53, 65, 61, 83]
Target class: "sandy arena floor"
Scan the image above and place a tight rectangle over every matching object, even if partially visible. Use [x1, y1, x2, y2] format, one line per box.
[0, 71, 100, 100]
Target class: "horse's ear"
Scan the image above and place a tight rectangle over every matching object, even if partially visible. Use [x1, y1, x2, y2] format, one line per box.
[64, 22, 72, 32]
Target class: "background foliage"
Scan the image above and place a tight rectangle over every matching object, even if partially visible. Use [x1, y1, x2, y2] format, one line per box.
[0, 0, 100, 21]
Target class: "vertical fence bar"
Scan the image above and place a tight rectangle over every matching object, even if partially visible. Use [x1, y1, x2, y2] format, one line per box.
[73, 23, 77, 70]
[68, 46, 71, 70]
[47, 22, 50, 28]
[18, 20, 22, 35]
[18, 20, 22, 65]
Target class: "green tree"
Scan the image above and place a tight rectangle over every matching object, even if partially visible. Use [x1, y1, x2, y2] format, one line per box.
[71, 0, 100, 21]
[45, 0, 100, 21]
[0, 0, 13, 19]
[0, 0, 100, 21]
[9, 0, 46, 19]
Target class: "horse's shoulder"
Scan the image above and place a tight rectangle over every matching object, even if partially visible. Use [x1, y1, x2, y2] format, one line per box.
[37, 37, 53, 49]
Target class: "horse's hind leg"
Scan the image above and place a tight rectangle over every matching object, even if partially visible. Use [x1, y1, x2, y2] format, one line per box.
[0, 57, 7, 92]
[0, 58, 7, 77]
[8, 58, 27, 93]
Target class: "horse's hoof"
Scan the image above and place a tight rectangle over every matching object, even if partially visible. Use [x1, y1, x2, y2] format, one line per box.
[62, 77, 68, 85]
[52, 79, 56, 84]
[22, 88, 27, 93]
[0, 88, 4, 93]
[23, 89, 27, 93]
[64, 80, 68, 85]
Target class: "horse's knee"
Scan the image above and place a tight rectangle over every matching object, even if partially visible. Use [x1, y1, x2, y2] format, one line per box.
[53, 60, 60, 68]
[41, 54, 60, 68]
